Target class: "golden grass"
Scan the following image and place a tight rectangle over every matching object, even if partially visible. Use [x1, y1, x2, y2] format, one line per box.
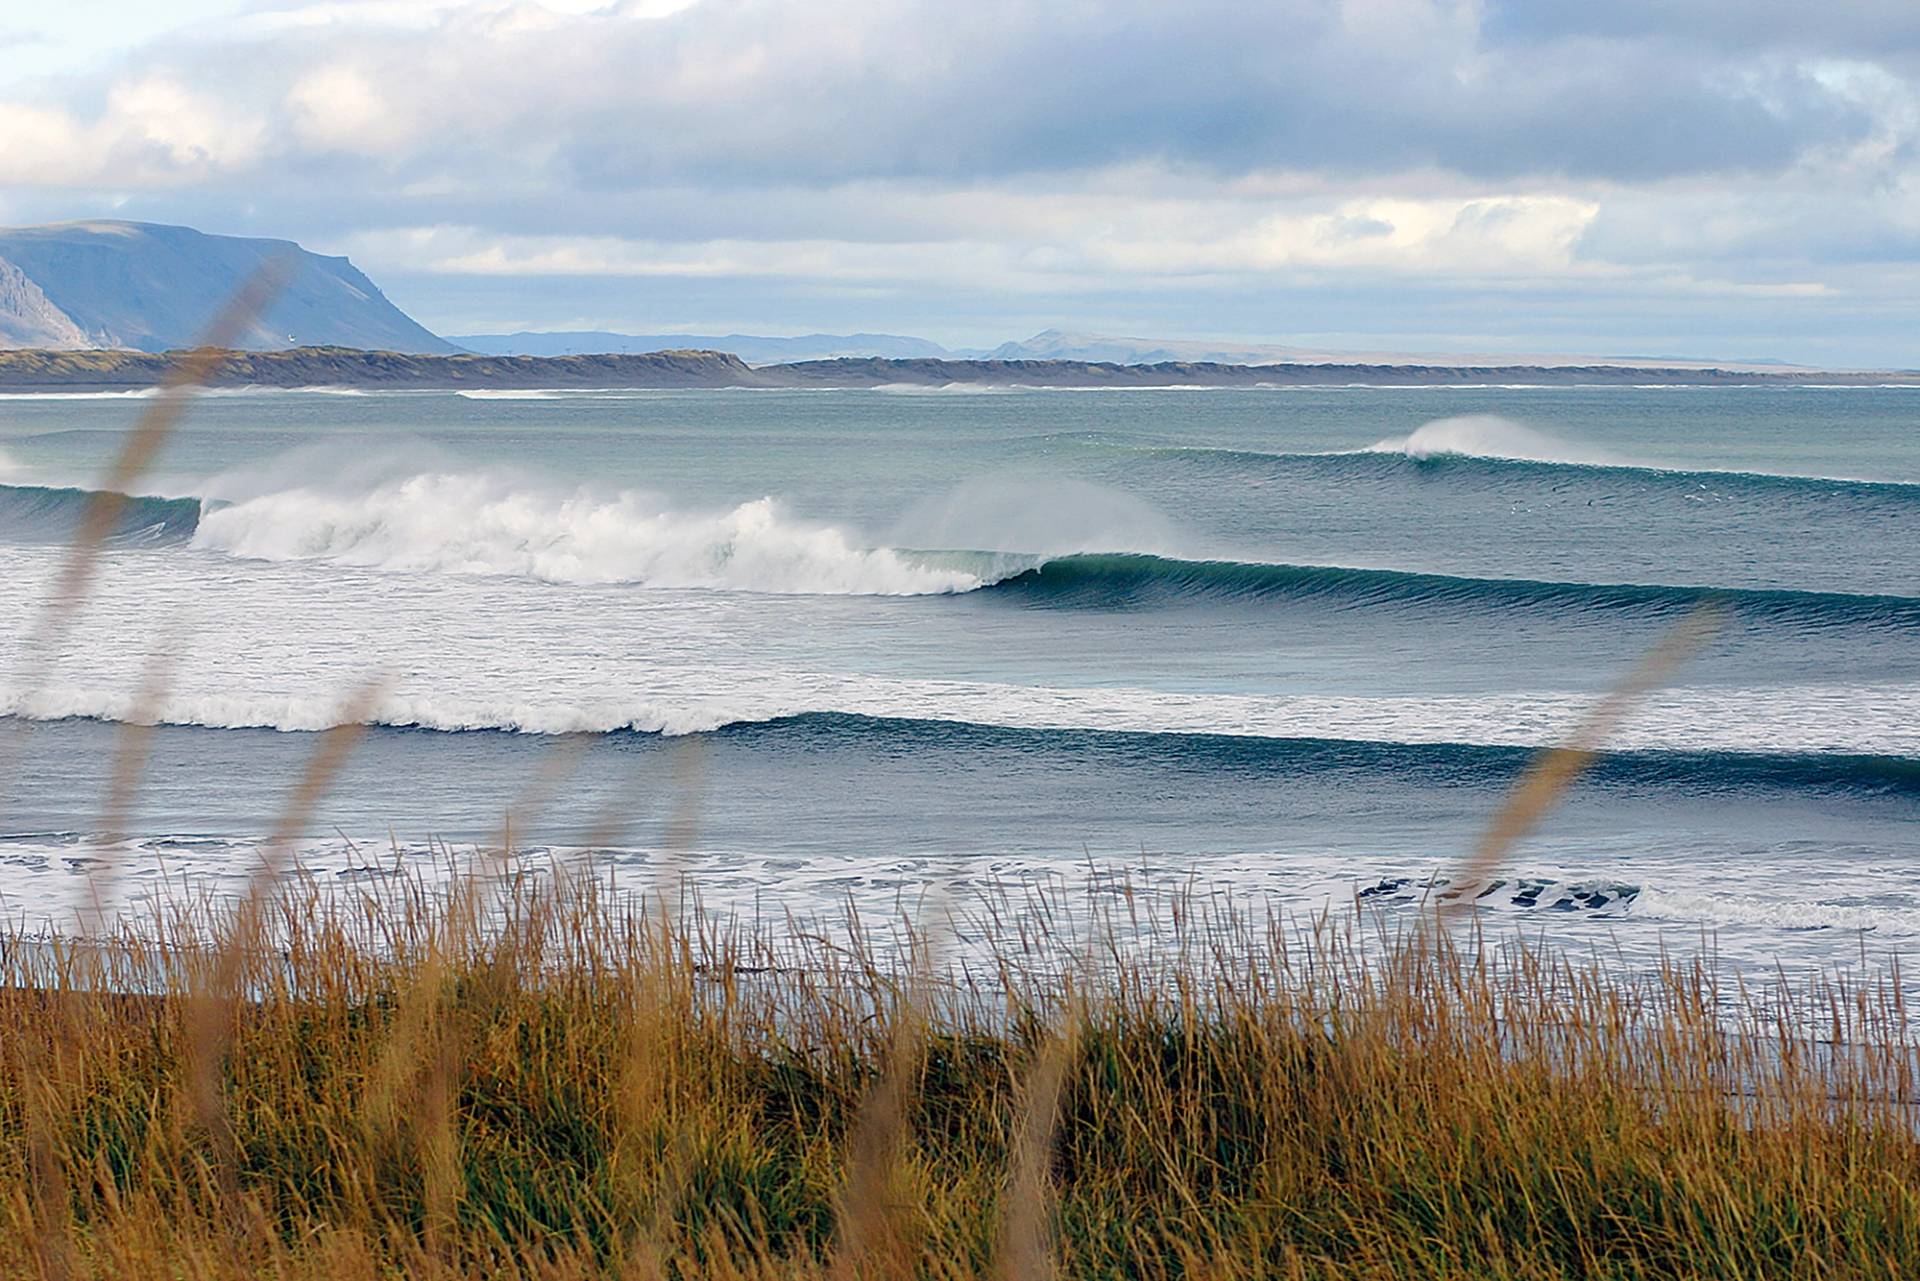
[2, 875, 1918, 1281]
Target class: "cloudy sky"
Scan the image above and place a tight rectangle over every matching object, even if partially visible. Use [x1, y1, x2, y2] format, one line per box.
[3, 0, 1918, 363]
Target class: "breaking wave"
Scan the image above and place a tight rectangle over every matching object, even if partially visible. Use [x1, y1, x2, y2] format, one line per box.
[3, 472, 1915, 630]
[190, 473, 979, 595]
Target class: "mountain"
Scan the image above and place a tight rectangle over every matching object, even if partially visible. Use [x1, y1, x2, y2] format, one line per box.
[0, 220, 454, 354]
[449, 330, 951, 363]
[983, 328, 1805, 371]
[983, 329, 1326, 365]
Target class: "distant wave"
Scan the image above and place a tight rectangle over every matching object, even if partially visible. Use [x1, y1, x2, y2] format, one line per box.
[7, 676, 1917, 758]
[1366, 415, 1622, 465]
[1139, 418, 1920, 493]
[7, 700, 1918, 800]
[455, 389, 596, 400]
[976, 552, 1920, 628]
[0, 390, 158, 401]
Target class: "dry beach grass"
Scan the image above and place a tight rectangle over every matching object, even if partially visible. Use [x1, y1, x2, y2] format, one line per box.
[4, 881, 1920, 1280]
[3, 279, 1917, 1279]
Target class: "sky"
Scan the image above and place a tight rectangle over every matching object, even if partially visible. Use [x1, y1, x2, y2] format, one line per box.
[2, 0, 1918, 365]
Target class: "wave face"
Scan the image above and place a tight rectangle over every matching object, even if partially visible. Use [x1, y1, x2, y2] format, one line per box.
[978, 552, 1920, 629]
[0, 481, 201, 546]
[191, 472, 979, 594]
[749, 716, 1920, 800]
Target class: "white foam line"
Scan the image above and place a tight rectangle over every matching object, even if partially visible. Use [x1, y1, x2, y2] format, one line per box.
[5, 676, 1916, 756]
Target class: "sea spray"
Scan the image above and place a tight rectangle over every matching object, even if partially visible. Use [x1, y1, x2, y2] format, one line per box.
[192, 470, 979, 594]
[1365, 414, 1621, 465]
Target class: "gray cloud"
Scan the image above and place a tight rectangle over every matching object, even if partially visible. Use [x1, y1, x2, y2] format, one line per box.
[1, 0, 1917, 363]
[1484, 1, 1920, 56]
[7, 0, 1899, 188]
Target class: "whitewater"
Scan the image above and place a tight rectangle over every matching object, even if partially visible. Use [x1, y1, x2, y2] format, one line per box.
[0, 384, 1914, 982]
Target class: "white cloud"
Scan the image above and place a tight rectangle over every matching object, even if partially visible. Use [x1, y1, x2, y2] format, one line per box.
[105, 74, 267, 169]
[0, 76, 263, 185]
[286, 63, 405, 151]
[0, 103, 92, 184]
[347, 192, 1601, 294]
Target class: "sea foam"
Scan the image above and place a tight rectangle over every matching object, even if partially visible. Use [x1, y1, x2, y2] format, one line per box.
[191, 470, 980, 595]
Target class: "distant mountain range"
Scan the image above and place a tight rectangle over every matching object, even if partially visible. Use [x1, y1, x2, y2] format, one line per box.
[0, 220, 1812, 371]
[449, 330, 950, 362]
[979, 329, 1803, 371]
[458, 326, 1804, 371]
[981, 329, 1324, 364]
[0, 221, 454, 354]
[451, 328, 1343, 364]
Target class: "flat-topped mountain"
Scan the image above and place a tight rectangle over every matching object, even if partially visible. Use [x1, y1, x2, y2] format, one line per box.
[0, 221, 454, 354]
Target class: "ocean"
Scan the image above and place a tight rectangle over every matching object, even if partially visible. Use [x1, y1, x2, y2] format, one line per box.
[0, 384, 1915, 978]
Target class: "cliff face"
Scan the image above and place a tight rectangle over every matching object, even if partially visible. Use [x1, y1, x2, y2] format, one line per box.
[0, 254, 95, 349]
[0, 221, 455, 354]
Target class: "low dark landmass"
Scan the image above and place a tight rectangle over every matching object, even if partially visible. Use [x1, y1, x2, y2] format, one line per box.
[1, 344, 1915, 392]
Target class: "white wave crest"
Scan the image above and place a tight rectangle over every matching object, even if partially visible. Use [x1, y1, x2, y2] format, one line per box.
[0, 389, 159, 401]
[190, 471, 979, 595]
[1366, 415, 1619, 466]
[869, 382, 1010, 396]
[6, 673, 1916, 757]
[0, 685, 751, 737]
[1637, 887, 1920, 938]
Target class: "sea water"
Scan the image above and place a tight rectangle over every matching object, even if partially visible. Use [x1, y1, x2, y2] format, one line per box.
[0, 385, 1914, 979]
